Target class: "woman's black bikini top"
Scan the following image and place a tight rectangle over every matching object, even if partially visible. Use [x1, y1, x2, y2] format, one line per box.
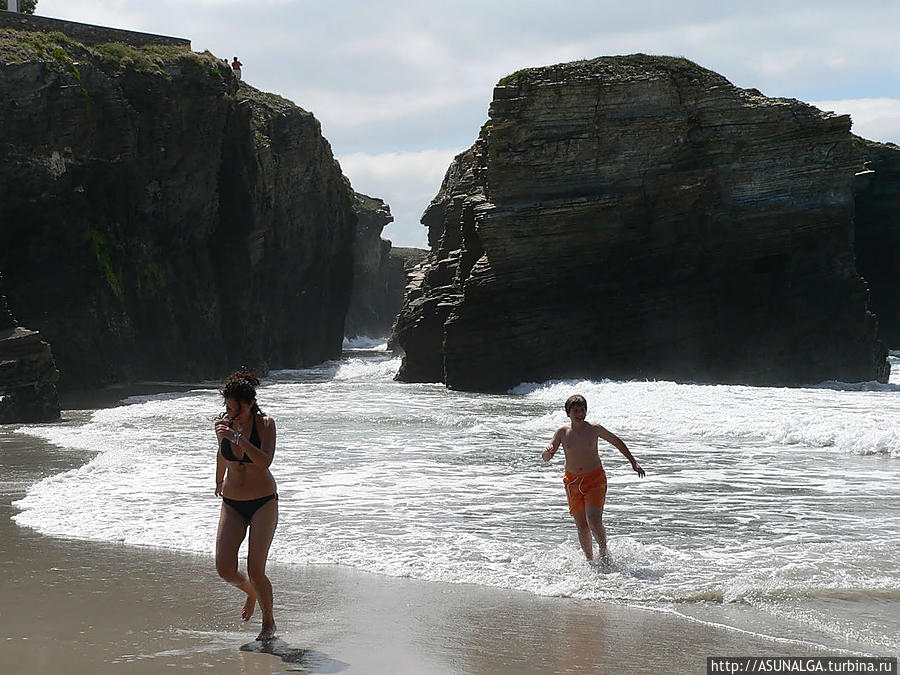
[221, 415, 261, 464]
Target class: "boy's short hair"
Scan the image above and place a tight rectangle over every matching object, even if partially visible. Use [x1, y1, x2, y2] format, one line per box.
[565, 394, 587, 414]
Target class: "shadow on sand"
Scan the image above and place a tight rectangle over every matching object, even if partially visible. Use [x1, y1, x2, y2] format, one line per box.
[240, 638, 348, 673]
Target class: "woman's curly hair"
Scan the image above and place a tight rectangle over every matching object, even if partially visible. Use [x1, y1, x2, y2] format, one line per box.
[221, 367, 262, 414]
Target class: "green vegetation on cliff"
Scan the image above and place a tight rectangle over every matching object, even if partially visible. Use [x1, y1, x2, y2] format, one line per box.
[496, 55, 712, 88]
[0, 28, 219, 77]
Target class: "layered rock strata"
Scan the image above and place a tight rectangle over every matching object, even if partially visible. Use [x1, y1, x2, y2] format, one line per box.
[393, 55, 889, 391]
[0, 276, 60, 423]
[0, 30, 356, 387]
[854, 140, 900, 348]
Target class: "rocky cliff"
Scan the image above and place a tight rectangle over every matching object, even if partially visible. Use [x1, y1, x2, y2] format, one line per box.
[0, 274, 60, 423]
[0, 29, 356, 387]
[854, 139, 900, 348]
[393, 55, 889, 391]
[345, 192, 428, 338]
[345, 193, 392, 337]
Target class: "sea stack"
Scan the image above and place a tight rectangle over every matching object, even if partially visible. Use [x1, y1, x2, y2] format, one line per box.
[393, 55, 889, 391]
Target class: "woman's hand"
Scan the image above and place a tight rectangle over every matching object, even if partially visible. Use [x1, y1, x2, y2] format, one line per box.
[215, 480, 224, 497]
[214, 416, 232, 441]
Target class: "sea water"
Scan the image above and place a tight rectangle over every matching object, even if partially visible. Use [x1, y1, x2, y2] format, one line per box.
[8, 341, 900, 654]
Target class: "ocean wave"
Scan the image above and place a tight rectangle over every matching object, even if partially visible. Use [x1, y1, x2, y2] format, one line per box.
[509, 377, 900, 457]
[334, 357, 402, 381]
[342, 336, 389, 351]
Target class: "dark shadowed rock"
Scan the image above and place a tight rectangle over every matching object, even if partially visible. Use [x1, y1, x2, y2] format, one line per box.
[854, 139, 900, 349]
[393, 55, 889, 391]
[0, 30, 356, 388]
[345, 192, 428, 338]
[0, 275, 60, 423]
[345, 193, 393, 337]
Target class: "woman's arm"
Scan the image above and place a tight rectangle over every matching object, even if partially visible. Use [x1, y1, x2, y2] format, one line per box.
[215, 451, 226, 496]
[231, 415, 276, 468]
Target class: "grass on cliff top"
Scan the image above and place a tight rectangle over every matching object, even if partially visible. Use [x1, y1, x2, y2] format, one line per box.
[0, 27, 201, 76]
[0, 28, 87, 63]
[91, 41, 194, 74]
[496, 54, 713, 87]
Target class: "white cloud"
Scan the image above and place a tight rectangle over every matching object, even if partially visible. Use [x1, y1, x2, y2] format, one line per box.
[291, 84, 486, 129]
[338, 148, 466, 249]
[810, 98, 900, 145]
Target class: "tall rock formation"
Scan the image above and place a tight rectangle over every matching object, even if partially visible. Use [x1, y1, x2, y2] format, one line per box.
[0, 275, 60, 423]
[393, 55, 889, 392]
[345, 193, 428, 338]
[0, 30, 356, 387]
[345, 193, 393, 337]
[854, 140, 900, 348]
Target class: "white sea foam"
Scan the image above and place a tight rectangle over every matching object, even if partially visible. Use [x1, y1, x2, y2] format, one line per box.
[342, 336, 389, 351]
[10, 352, 900, 652]
[512, 378, 900, 457]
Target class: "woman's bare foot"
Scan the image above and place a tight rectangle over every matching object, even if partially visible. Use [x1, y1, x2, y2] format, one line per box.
[241, 591, 257, 622]
[256, 621, 276, 641]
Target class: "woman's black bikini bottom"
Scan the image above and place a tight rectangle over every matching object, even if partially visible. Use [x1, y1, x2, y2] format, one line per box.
[222, 493, 278, 521]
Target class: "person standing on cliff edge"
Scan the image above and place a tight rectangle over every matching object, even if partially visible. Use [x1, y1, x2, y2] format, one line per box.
[232, 56, 243, 80]
[542, 394, 644, 563]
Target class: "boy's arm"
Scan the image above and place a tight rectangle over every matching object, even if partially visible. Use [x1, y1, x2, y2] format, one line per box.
[597, 425, 645, 477]
[541, 428, 563, 462]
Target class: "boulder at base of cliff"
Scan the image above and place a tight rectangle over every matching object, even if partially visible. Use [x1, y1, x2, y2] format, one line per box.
[0, 323, 60, 424]
[393, 55, 889, 392]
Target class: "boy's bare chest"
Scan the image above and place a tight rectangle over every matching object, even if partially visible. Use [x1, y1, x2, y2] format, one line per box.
[562, 428, 597, 454]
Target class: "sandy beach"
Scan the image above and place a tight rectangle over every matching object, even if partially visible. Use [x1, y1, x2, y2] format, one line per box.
[0, 428, 849, 674]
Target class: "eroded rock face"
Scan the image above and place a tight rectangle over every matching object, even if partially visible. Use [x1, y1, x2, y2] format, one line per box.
[345, 193, 394, 338]
[0, 33, 356, 386]
[854, 140, 900, 349]
[393, 55, 889, 391]
[0, 276, 60, 423]
[345, 193, 429, 339]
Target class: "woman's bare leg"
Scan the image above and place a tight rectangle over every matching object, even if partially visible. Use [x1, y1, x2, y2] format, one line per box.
[215, 503, 257, 621]
[247, 499, 278, 640]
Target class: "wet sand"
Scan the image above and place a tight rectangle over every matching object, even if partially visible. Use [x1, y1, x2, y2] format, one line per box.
[1, 431, 840, 674]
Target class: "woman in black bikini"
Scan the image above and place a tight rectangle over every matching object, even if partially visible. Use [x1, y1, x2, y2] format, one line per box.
[214, 368, 278, 641]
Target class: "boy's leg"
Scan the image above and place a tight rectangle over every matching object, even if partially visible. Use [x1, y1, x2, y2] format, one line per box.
[571, 510, 594, 560]
[585, 505, 608, 560]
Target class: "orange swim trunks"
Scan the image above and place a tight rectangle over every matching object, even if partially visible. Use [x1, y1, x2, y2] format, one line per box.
[563, 465, 607, 514]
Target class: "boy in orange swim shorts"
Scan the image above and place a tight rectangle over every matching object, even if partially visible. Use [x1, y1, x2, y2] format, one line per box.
[542, 394, 645, 562]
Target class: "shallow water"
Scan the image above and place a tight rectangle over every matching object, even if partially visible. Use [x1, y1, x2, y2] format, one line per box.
[9, 345, 900, 653]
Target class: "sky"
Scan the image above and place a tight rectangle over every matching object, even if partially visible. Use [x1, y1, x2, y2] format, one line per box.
[35, 1, 900, 248]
